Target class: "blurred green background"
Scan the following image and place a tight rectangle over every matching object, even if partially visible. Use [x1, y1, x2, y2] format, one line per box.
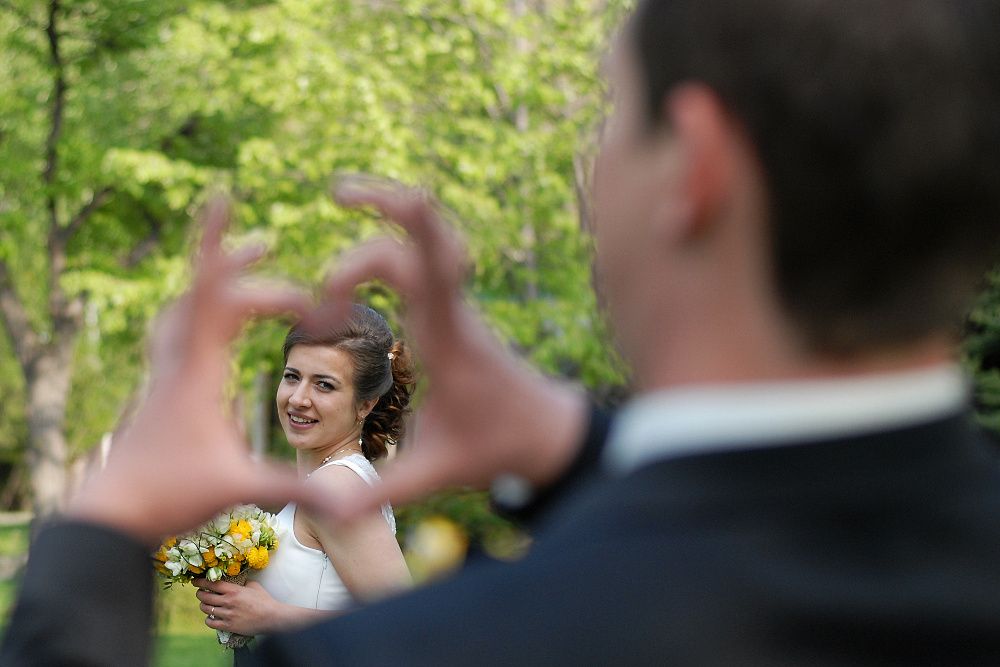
[0, 0, 632, 522]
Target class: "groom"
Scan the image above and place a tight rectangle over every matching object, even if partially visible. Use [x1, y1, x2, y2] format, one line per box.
[7, 0, 1000, 664]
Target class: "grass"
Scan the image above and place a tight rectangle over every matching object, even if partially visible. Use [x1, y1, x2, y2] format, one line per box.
[154, 584, 233, 667]
[0, 526, 28, 557]
[0, 515, 231, 667]
[153, 631, 231, 667]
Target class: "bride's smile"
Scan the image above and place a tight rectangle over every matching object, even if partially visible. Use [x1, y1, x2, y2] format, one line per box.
[276, 345, 367, 463]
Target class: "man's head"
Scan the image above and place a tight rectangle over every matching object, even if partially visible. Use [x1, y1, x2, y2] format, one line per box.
[594, 0, 1000, 374]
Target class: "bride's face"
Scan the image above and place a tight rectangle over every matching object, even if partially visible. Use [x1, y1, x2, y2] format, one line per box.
[276, 345, 361, 453]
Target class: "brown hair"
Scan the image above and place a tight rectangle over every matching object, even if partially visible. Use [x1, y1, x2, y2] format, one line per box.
[283, 304, 415, 461]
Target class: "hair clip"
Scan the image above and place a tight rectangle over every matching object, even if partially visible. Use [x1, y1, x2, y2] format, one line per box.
[388, 352, 396, 360]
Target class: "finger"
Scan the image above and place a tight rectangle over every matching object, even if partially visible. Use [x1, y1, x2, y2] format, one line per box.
[333, 178, 456, 272]
[199, 601, 223, 615]
[198, 194, 232, 261]
[300, 239, 415, 336]
[195, 590, 226, 604]
[220, 459, 311, 512]
[332, 451, 458, 521]
[334, 179, 467, 329]
[323, 238, 417, 301]
[297, 296, 353, 338]
[224, 242, 268, 272]
[227, 285, 314, 321]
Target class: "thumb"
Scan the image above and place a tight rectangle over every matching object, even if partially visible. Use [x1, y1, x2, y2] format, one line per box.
[330, 451, 458, 522]
[229, 460, 307, 510]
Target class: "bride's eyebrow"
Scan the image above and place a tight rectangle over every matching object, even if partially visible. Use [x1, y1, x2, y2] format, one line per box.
[284, 366, 343, 385]
[308, 371, 343, 386]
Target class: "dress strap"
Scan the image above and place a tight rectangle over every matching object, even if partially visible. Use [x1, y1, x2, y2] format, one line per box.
[312, 454, 395, 534]
[313, 453, 378, 486]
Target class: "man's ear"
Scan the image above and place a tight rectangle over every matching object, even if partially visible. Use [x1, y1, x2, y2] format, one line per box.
[663, 83, 739, 238]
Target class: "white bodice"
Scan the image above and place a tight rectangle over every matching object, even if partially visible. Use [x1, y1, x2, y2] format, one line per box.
[254, 453, 395, 611]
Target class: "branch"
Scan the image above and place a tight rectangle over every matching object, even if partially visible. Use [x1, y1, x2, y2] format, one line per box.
[61, 186, 113, 244]
[43, 0, 66, 232]
[122, 205, 163, 269]
[0, 258, 41, 373]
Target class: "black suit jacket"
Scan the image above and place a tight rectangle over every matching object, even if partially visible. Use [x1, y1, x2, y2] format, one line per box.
[6, 410, 1000, 665]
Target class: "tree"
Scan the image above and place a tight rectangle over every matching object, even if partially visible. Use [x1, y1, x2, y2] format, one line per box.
[0, 0, 630, 520]
[0, 0, 216, 515]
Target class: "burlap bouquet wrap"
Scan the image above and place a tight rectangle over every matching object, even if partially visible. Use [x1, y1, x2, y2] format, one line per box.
[216, 570, 253, 649]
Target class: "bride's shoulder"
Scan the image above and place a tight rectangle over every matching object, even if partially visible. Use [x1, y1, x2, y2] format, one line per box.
[306, 457, 372, 491]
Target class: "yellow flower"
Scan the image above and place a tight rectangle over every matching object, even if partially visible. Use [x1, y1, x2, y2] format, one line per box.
[225, 560, 242, 576]
[247, 547, 269, 569]
[153, 549, 168, 563]
[154, 562, 170, 575]
[188, 565, 204, 574]
[163, 537, 177, 548]
[404, 515, 469, 583]
[228, 519, 253, 539]
[203, 547, 218, 567]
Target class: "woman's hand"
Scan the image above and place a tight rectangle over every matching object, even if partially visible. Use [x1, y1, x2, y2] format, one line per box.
[194, 578, 282, 637]
[193, 577, 337, 636]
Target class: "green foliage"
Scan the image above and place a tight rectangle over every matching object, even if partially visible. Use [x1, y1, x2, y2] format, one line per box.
[962, 269, 1000, 433]
[395, 488, 526, 561]
[0, 0, 630, 533]
[0, 335, 27, 458]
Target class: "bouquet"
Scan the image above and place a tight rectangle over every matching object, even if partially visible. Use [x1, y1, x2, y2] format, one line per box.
[153, 504, 279, 648]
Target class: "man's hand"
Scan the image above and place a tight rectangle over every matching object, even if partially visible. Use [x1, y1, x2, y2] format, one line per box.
[319, 175, 589, 519]
[67, 196, 322, 545]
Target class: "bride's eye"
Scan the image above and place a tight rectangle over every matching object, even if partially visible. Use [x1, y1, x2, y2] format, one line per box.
[283, 372, 299, 383]
[316, 381, 334, 392]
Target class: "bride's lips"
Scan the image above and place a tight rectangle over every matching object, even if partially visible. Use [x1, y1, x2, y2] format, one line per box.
[287, 412, 319, 430]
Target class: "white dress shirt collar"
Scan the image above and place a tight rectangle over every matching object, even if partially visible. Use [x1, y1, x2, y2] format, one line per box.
[604, 364, 969, 475]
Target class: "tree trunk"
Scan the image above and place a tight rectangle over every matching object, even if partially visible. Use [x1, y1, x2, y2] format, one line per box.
[23, 332, 77, 517]
[249, 369, 271, 457]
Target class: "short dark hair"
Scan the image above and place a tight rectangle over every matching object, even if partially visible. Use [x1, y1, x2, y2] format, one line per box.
[630, 0, 1000, 353]
[283, 305, 415, 461]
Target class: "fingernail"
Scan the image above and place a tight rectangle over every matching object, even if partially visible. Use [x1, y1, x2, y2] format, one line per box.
[331, 173, 370, 202]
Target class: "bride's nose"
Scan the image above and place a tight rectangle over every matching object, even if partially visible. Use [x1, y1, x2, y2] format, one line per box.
[289, 385, 311, 408]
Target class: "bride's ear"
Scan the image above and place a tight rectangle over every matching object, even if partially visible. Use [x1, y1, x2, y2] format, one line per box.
[358, 398, 378, 422]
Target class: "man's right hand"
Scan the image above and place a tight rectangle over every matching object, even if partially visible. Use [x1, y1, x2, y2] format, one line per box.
[318, 176, 590, 519]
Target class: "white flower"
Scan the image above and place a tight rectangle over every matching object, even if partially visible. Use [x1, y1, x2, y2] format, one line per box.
[179, 540, 201, 558]
[207, 566, 223, 582]
[214, 540, 235, 559]
[165, 560, 187, 576]
[207, 514, 230, 535]
[231, 505, 255, 521]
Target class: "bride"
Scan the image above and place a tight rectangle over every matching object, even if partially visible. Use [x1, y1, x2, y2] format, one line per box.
[193, 304, 413, 656]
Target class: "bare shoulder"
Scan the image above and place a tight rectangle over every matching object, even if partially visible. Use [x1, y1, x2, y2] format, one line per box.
[305, 461, 372, 493]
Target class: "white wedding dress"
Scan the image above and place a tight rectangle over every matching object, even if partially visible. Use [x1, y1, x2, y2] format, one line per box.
[254, 453, 396, 611]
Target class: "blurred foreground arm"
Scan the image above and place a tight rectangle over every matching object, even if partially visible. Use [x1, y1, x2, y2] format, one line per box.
[322, 177, 594, 519]
[0, 197, 315, 666]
